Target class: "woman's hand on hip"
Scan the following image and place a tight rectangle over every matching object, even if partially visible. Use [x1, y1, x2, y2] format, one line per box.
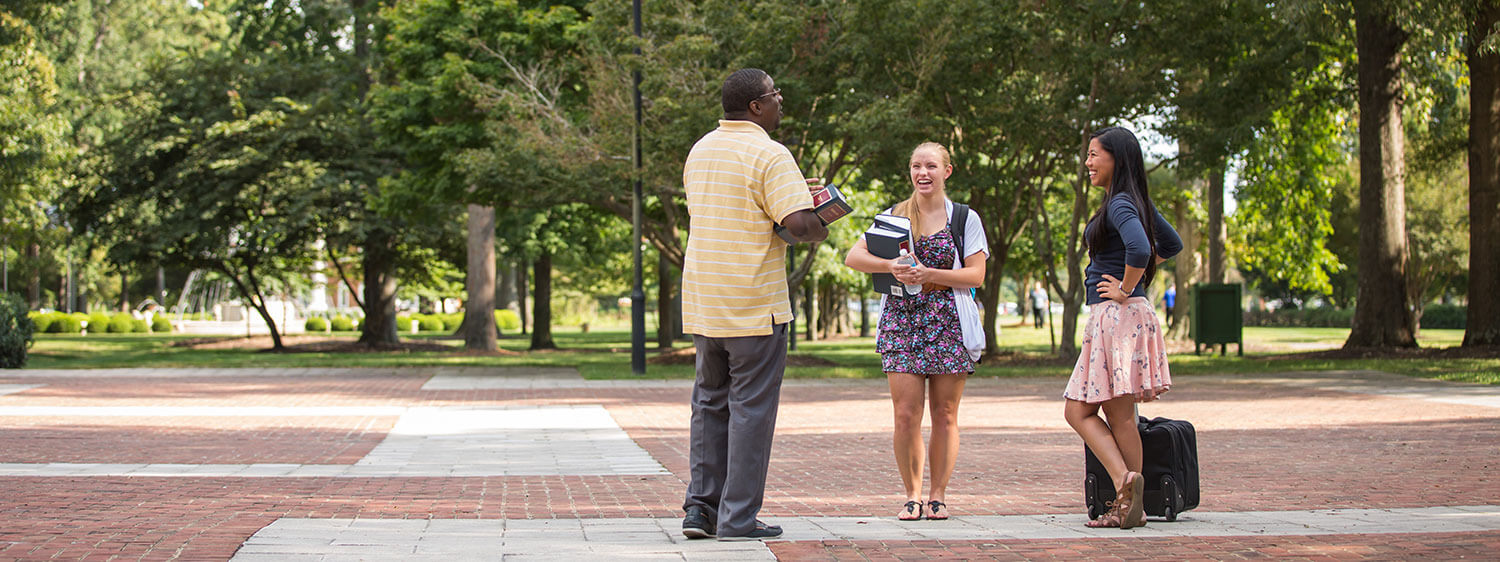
[1097, 274, 1131, 303]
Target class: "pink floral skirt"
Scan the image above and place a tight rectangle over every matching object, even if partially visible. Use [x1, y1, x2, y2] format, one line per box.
[1063, 297, 1171, 404]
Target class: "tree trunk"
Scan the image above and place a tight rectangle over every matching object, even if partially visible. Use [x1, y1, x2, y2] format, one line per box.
[837, 287, 853, 336]
[498, 260, 516, 313]
[1057, 184, 1089, 358]
[656, 251, 675, 348]
[803, 276, 816, 342]
[1168, 196, 1202, 340]
[818, 282, 847, 338]
[358, 229, 400, 346]
[328, 244, 365, 311]
[348, 1, 396, 346]
[1346, 1, 1416, 348]
[860, 295, 870, 337]
[1466, 1, 1500, 346]
[981, 263, 1003, 352]
[816, 281, 832, 338]
[1055, 77, 1102, 358]
[1016, 274, 1031, 328]
[516, 264, 529, 334]
[461, 204, 498, 351]
[1206, 161, 1227, 283]
[221, 264, 284, 350]
[530, 251, 555, 350]
[26, 244, 40, 309]
[119, 267, 129, 311]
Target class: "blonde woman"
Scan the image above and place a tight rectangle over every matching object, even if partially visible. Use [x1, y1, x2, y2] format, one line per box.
[845, 142, 987, 520]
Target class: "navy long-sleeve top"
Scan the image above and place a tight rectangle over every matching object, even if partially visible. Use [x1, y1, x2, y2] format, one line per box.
[1083, 193, 1183, 305]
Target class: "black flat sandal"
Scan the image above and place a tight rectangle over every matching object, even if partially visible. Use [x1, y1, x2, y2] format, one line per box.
[898, 500, 923, 521]
[927, 500, 949, 520]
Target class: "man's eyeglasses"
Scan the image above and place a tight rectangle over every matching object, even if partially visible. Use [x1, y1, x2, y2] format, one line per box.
[755, 88, 781, 101]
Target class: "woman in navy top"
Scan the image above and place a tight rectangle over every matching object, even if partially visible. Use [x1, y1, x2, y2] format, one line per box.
[1062, 126, 1181, 529]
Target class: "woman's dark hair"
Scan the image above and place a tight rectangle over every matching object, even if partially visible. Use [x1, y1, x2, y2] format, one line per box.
[721, 68, 771, 115]
[1084, 126, 1159, 288]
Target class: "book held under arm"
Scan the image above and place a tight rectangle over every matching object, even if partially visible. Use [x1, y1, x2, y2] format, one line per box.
[774, 183, 853, 244]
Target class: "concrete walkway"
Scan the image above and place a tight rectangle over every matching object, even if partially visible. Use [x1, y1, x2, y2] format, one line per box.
[1, 366, 1497, 560]
[232, 506, 1500, 560]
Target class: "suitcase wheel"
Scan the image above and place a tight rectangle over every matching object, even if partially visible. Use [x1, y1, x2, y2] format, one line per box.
[1085, 474, 1100, 519]
[1160, 475, 1180, 522]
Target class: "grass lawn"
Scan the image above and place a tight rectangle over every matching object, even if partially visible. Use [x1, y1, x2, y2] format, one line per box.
[16, 322, 1495, 385]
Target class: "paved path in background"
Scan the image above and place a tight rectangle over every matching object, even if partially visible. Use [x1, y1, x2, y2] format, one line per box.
[1, 366, 1497, 560]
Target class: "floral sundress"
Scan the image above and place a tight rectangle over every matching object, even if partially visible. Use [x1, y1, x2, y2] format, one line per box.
[875, 229, 974, 375]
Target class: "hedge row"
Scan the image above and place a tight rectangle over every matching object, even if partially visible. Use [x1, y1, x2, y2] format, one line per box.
[28, 311, 165, 334]
[1419, 304, 1466, 330]
[1243, 307, 1355, 328]
[1242, 304, 1466, 329]
[386, 311, 523, 333]
[305, 315, 360, 332]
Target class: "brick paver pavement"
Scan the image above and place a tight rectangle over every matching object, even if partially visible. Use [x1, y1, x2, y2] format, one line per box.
[0, 367, 1496, 560]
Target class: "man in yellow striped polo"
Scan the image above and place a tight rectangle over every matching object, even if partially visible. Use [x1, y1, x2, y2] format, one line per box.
[679, 68, 828, 542]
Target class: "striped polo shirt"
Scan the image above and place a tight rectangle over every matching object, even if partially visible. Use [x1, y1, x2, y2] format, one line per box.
[681, 119, 814, 338]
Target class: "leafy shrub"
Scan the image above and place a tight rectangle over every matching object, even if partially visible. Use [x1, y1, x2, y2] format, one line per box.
[131, 319, 149, 333]
[416, 314, 444, 332]
[305, 317, 329, 332]
[496, 309, 521, 332]
[438, 313, 463, 332]
[86, 312, 112, 333]
[29, 311, 53, 334]
[330, 315, 356, 332]
[49, 314, 82, 333]
[151, 316, 173, 333]
[107, 313, 135, 333]
[1421, 304, 1466, 330]
[0, 293, 35, 368]
[396, 315, 413, 332]
[1243, 307, 1353, 328]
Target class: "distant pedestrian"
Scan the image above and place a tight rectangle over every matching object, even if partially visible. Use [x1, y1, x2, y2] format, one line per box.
[679, 68, 828, 542]
[844, 141, 988, 521]
[1063, 126, 1182, 529]
[1030, 282, 1048, 329]
[1164, 285, 1176, 330]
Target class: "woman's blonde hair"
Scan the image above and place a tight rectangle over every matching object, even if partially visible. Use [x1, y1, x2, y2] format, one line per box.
[894, 142, 952, 245]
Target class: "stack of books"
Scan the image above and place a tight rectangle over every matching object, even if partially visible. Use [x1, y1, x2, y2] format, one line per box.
[775, 183, 853, 244]
[865, 214, 916, 296]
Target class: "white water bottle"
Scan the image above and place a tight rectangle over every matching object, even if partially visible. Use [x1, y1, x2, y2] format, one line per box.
[896, 249, 922, 295]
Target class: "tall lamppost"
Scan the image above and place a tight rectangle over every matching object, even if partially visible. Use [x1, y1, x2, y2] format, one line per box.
[629, 0, 647, 374]
[787, 249, 797, 351]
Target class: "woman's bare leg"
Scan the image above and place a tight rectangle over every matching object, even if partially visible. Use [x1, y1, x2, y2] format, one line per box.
[1064, 398, 1128, 492]
[1101, 397, 1141, 474]
[888, 372, 927, 517]
[924, 374, 966, 518]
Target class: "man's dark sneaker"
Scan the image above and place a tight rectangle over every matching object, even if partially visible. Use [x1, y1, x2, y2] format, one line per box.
[682, 506, 715, 539]
[717, 520, 782, 541]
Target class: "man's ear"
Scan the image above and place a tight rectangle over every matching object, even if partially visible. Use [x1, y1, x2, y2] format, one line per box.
[747, 100, 763, 116]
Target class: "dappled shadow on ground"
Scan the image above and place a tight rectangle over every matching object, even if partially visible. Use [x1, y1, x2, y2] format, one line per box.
[167, 335, 467, 354]
[646, 346, 839, 367]
[1267, 345, 1500, 360]
[980, 350, 1074, 368]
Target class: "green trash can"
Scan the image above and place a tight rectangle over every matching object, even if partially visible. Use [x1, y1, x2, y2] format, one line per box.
[1191, 283, 1243, 356]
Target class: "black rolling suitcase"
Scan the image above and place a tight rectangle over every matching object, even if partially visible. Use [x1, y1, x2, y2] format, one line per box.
[1084, 416, 1199, 521]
